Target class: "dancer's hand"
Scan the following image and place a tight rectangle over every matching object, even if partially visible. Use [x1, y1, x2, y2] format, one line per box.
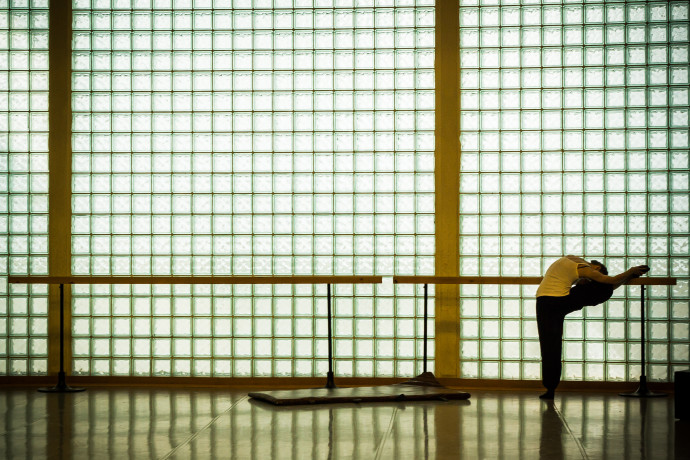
[629, 265, 650, 277]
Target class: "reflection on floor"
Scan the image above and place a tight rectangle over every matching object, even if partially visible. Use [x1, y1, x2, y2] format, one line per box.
[0, 386, 687, 459]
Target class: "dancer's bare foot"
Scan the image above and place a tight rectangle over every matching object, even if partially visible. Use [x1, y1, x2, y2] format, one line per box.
[539, 390, 555, 400]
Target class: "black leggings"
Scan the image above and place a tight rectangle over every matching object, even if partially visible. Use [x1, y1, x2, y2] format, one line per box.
[537, 288, 591, 390]
[536, 283, 612, 391]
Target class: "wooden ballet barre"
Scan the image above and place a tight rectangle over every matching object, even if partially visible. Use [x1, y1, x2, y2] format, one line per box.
[7, 274, 382, 394]
[8, 275, 383, 285]
[395, 274, 677, 398]
[394, 275, 676, 375]
[393, 276, 677, 285]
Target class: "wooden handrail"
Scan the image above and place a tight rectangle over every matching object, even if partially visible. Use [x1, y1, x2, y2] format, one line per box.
[7, 275, 677, 286]
[7, 275, 383, 285]
[393, 276, 677, 286]
[7, 273, 382, 393]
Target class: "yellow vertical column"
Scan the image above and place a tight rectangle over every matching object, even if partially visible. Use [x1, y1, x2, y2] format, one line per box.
[434, 0, 460, 378]
[47, 1, 73, 374]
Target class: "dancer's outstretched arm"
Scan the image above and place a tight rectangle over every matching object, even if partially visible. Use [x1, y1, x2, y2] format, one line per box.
[578, 265, 649, 290]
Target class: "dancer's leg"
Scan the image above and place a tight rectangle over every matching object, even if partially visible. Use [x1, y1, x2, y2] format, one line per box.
[567, 282, 613, 312]
[536, 284, 613, 399]
[536, 298, 566, 398]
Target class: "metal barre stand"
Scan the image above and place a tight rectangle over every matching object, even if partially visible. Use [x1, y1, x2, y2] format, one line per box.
[395, 275, 677, 392]
[325, 283, 336, 389]
[423, 283, 429, 372]
[620, 284, 666, 398]
[11, 275, 673, 395]
[38, 284, 85, 393]
[8, 275, 383, 394]
[35, 281, 340, 392]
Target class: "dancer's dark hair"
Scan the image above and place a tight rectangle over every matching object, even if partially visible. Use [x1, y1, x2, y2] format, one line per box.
[589, 260, 608, 275]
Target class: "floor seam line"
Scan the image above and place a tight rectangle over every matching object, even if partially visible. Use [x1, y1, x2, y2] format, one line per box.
[554, 402, 590, 460]
[159, 395, 248, 460]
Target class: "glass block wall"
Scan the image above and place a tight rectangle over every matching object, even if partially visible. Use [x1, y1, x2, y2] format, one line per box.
[0, 1, 50, 375]
[69, 1, 435, 377]
[459, 1, 690, 381]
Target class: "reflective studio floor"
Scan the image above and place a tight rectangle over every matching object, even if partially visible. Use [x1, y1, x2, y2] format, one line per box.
[1, 385, 688, 460]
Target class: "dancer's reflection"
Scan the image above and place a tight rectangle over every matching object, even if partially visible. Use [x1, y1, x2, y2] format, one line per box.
[539, 400, 564, 460]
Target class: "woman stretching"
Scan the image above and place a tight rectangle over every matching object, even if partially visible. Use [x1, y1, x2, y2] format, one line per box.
[536, 256, 649, 399]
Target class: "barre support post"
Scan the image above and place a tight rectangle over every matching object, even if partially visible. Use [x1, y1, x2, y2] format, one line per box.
[424, 283, 429, 372]
[325, 283, 336, 389]
[39, 283, 85, 393]
[620, 284, 666, 398]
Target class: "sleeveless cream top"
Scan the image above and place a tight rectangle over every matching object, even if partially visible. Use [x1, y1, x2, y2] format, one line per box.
[536, 257, 590, 298]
